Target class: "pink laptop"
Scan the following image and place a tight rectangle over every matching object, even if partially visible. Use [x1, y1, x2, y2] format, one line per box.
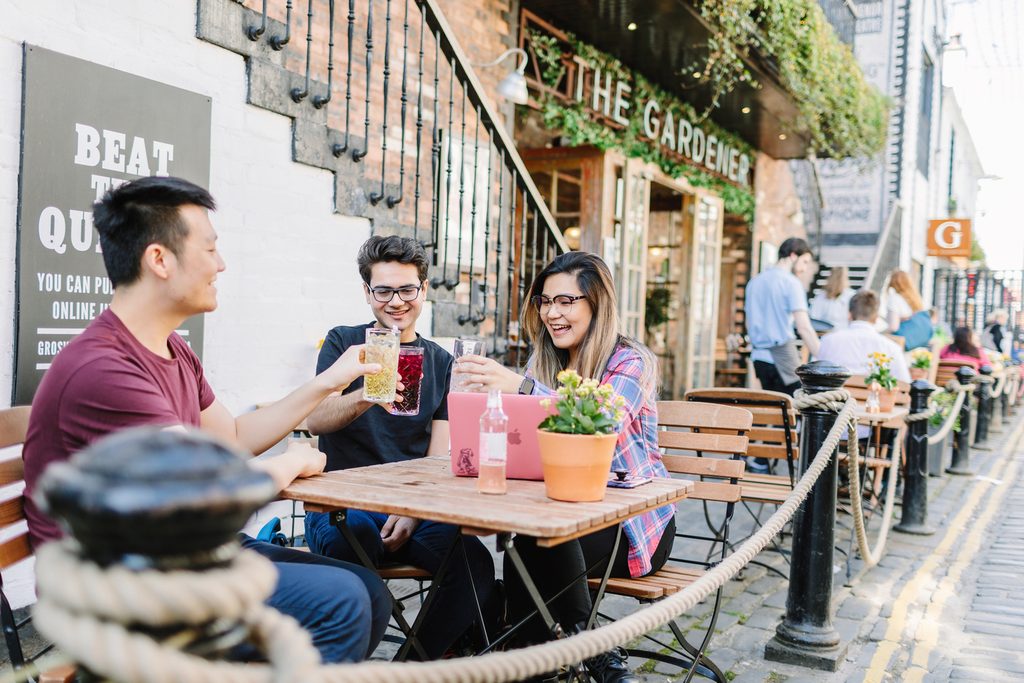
[448, 393, 556, 480]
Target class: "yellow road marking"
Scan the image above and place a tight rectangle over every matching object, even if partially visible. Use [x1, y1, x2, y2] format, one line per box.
[862, 421, 1024, 683]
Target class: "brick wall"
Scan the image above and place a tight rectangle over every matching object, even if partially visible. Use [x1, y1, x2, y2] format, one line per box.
[0, 0, 376, 411]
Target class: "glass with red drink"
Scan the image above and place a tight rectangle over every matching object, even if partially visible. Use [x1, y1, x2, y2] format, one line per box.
[392, 346, 424, 416]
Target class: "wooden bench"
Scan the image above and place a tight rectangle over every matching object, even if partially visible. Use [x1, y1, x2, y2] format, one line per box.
[588, 401, 751, 681]
[0, 406, 75, 683]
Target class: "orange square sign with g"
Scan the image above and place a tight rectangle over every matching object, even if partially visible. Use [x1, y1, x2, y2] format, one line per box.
[927, 219, 971, 258]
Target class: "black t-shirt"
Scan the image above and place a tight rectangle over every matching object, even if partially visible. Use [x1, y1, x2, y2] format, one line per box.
[316, 323, 453, 471]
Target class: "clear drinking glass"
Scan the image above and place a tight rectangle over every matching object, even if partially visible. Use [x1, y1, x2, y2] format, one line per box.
[363, 327, 400, 403]
[391, 346, 425, 416]
[450, 337, 482, 393]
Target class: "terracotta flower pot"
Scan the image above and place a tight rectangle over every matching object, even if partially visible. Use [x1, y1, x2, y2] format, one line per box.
[910, 366, 928, 381]
[537, 430, 618, 502]
[878, 388, 897, 413]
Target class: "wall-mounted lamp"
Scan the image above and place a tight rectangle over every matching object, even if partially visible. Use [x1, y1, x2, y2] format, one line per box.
[475, 48, 530, 105]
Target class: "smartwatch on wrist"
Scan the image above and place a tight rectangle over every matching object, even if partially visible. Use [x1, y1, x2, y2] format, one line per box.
[518, 377, 535, 395]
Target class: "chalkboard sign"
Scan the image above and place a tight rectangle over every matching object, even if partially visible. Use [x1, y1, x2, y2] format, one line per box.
[15, 46, 212, 404]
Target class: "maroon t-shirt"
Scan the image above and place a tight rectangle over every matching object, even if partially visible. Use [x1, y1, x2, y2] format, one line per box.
[23, 309, 216, 548]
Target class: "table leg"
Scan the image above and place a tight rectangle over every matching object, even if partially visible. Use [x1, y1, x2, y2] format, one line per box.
[393, 531, 462, 662]
[585, 523, 622, 630]
[329, 509, 430, 661]
[501, 532, 564, 640]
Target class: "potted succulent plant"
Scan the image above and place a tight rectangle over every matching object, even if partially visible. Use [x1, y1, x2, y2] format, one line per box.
[537, 370, 626, 502]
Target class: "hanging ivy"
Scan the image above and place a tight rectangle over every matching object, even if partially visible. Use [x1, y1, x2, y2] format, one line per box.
[696, 0, 889, 159]
[529, 30, 757, 221]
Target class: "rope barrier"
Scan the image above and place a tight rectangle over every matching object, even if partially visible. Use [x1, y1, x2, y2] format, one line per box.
[28, 398, 861, 683]
[904, 382, 970, 446]
[792, 390, 895, 568]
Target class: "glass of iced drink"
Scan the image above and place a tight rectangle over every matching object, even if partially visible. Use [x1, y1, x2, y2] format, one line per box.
[363, 327, 400, 403]
[392, 346, 424, 416]
[450, 337, 482, 393]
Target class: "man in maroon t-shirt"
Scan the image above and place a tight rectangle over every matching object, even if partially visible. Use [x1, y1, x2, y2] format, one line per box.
[23, 176, 390, 663]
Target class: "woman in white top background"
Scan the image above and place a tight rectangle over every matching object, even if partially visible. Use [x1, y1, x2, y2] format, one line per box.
[884, 269, 932, 350]
[809, 266, 855, 330]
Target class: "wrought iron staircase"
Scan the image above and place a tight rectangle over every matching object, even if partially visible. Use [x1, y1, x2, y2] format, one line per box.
[197, 0, 567, 366]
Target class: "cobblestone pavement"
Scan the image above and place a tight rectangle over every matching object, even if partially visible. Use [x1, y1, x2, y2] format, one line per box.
[4, 414, 1024, 682]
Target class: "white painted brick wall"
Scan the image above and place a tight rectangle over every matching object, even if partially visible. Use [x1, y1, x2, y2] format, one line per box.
[0, 0, 431, 412]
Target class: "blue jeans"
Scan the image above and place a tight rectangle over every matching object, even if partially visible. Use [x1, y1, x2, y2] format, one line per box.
[305, 510, 496, 659]
[240, 534, 390, 662]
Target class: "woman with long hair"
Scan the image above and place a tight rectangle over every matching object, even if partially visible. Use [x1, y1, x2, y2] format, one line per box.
[809, 266, 854, 330]
[885, 270, 932, 349]
[456, 252, 670, 683]
[940, 326, 991, 371]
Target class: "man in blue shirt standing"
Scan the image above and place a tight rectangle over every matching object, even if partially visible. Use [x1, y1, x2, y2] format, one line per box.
[745, 237, 820, 395]
[305, 235, 495, 660]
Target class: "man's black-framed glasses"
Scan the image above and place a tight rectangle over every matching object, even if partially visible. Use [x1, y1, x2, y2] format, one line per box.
[531, 294, 587, 312]
[368, 284, 423, 303]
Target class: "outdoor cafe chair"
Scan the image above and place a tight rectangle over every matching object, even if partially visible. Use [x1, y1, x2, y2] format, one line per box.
[588, 401, 751, 682]
[0, 406, 75, 683]
[683, 388, 798, 576]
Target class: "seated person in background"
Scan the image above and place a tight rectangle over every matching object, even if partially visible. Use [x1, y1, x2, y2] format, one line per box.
[940, 326, 992, 372]
[23, 177, 390, 663]
[809, 266, 855, 331]
[305, 235, 495, 660]
[817, 290, 911, 383]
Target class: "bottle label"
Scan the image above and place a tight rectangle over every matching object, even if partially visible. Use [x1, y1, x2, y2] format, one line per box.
[480, 432, 507, 464]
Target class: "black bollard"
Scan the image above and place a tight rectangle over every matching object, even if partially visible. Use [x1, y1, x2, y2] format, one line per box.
[895, 380, 936, 535]
[974, 365, 993, 448]
[765, 361, 850, 671]
[36, 428, 277, 661]
[1001, 373, 1011, 420]
[947, 366, 976, 475]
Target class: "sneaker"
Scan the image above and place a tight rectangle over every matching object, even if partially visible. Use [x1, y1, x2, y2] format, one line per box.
[584, 646, 640, 683]
[745, 456, 770, 475]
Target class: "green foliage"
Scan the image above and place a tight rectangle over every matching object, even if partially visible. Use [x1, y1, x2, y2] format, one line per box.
[929, 390, 962, 432]
[529, 29, 758, 221]
[538, 370, 627, 435]
[866, 351, 898, 390]
[971, 236, 987, 265]
[526, 0, 888, 221]
[645, 287, 671, 332]
[696, 0, 889, 159]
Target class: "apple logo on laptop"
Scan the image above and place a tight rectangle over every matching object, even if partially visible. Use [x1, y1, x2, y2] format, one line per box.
[508, 428, 521, 446]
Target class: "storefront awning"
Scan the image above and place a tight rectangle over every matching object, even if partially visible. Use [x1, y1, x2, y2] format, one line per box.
[521, 0, 813, 159]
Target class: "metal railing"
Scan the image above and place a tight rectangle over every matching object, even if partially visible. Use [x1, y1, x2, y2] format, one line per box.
[241, 0, 567, 365]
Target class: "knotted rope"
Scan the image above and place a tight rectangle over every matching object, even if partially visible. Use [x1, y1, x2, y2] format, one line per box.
[904, 381, 970, 445]
[28, 397, 858, 683]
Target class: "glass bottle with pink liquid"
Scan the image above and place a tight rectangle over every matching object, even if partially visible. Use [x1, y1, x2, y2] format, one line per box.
[478, 388, 508, 495]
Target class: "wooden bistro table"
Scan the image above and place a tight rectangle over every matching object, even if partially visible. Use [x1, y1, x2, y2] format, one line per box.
[282, 455, 693, 660]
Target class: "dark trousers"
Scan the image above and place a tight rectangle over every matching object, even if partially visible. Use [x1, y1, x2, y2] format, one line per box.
[503, 517, 676, 644]
[753, 360, 800, 396]
[305, 509, 496, 659]
[239, 534, 390, 663]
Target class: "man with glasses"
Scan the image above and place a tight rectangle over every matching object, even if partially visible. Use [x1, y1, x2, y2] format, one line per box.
[305, 235, 496, 660]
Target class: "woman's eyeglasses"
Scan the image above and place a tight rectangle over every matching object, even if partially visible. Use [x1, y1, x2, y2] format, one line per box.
[368, 284, 423, 303]
[531, 294, 586, 312]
